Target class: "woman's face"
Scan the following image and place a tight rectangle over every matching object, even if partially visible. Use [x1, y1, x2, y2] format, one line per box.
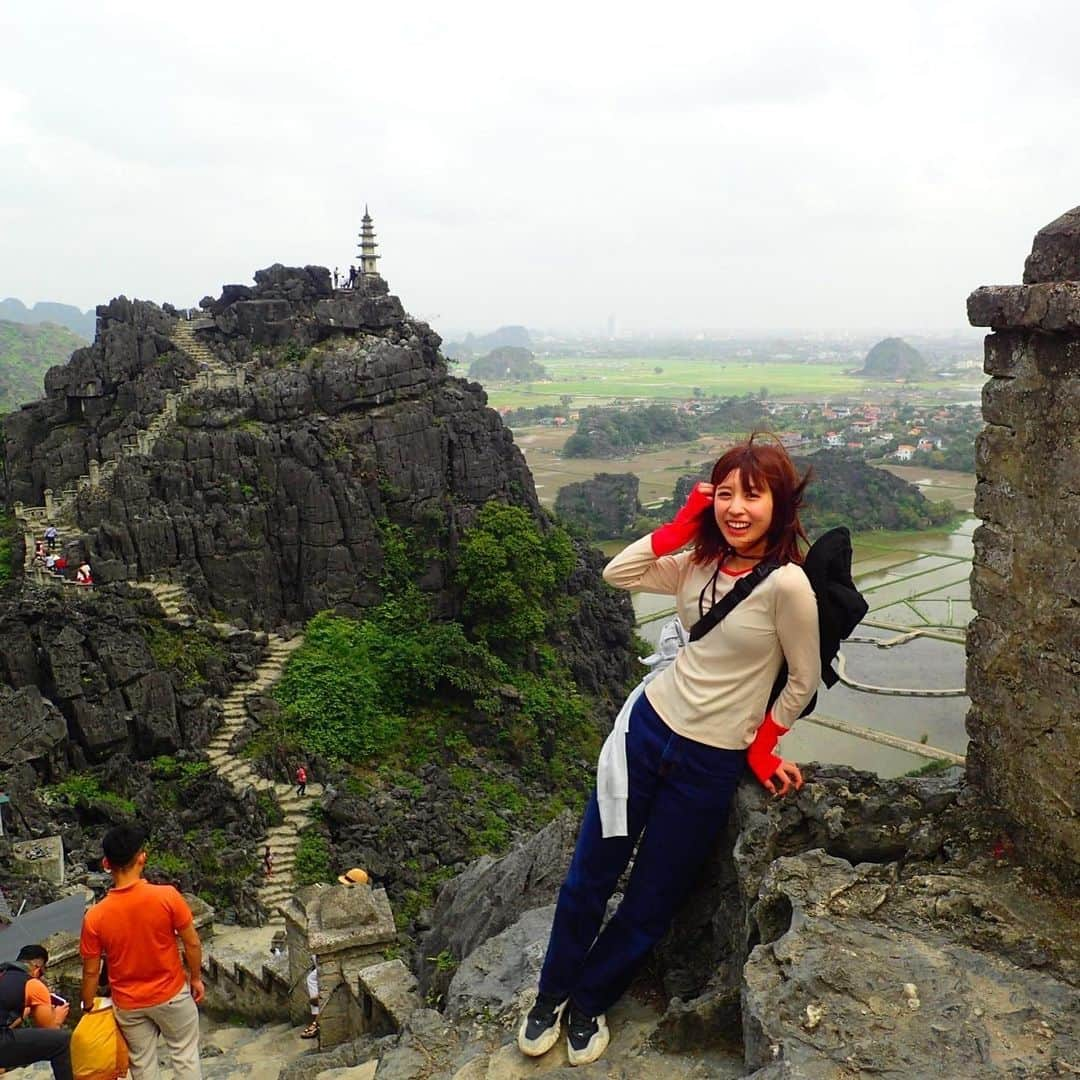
[713, 468, 774, 557]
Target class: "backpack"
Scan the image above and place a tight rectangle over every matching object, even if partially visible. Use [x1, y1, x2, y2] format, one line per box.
[0, 963, 31, 1029]
[688, 526, 867, 719]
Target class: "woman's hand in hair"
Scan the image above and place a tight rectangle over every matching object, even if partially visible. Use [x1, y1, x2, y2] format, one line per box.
[651, 483, 715, 556]
[763, 759, 803, 798]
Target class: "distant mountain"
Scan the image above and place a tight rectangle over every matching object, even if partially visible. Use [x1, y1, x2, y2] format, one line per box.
[0, 319, 87, 410]
[857, 337, 929, 380]
[446, 325, 531, 360]
[467, 346, 548, 383]
[0, 298, 95, 341]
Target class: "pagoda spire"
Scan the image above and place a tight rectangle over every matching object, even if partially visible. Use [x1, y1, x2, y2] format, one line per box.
[357, 207, 381, 277]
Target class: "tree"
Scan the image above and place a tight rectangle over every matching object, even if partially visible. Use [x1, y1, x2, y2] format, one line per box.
[455, 503, 575, 657]
[559, 394, 574, 408]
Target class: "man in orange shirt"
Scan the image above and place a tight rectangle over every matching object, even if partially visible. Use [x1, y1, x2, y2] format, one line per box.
[79, 825, 205, 1080]
[0, 944, 72, 1080]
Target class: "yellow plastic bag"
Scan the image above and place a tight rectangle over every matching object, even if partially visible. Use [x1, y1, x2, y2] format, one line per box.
[71, 998, 129, 1080]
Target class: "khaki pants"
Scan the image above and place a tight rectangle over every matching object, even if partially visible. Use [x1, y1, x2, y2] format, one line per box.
[114, 987, 201, 1080]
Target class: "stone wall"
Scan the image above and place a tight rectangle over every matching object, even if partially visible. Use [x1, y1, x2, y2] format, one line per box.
[966, 206, 1080, 884]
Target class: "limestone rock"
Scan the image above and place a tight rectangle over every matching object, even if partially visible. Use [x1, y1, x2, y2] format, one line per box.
[741, 850, 1080, 1078]
[0, 686, 67, 768]
[554, 472, 642, 540]
[1023, 204, 1080, 283]
[421, 811, 577, 989]
[443, 905, 554, 1021]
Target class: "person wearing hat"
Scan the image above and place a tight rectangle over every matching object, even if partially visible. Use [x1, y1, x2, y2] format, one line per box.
[337, 868, 369, 887]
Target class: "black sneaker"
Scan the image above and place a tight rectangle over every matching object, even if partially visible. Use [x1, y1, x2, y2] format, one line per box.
[566, 1003, 610, 1067]
[517, 991, 568, 1057]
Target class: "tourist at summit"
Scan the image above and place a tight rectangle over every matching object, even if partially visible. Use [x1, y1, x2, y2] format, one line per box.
[518, 434, 820, 1066]
[80, 824, 205, 1080]
[0, 944, 72, 1080]
[333, 267, 339, 289]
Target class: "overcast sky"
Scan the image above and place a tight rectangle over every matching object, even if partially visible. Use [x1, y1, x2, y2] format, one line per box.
[2, 1, 1078, 335]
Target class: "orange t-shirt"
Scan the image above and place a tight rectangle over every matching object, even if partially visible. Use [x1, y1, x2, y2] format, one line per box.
[24, 977, 51, 1013]
[80, 880, 193, 1009]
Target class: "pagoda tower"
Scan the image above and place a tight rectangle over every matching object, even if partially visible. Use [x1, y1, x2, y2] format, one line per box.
[357, 206, 381, 277]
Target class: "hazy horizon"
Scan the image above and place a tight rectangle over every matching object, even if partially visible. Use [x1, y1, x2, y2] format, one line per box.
[3, 1, 1078, 335]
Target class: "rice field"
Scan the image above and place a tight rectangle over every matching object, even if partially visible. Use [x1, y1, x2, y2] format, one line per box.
[478, 356, 981, 410]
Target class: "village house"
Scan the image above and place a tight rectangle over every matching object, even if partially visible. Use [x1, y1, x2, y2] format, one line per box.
[893, 444, 916, 462]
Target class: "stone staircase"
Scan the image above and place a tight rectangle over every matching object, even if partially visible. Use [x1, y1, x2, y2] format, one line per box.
[201, 632, 313, 920]
[14, 317, 242, 577]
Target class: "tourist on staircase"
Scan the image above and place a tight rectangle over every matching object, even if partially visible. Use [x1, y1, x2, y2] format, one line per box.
[75, 562, 93, 587]
[44, 525, 58, 553]
[295, 764, 307, 798]
[80, 825, 205, 1080]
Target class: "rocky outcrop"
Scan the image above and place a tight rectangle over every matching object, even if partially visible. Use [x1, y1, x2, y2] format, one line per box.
[415, 765, 1079, 1077]
[419, 811, 578, 994]
[967, 207, 1080, 885]
[554, 472, 642, 539]
[0, 585, 262, 772]
[740, 849, 1080, 1078]
[3, 267, 637, 702]
[856, 336, 928, 379]
[4, 297, 191, 506]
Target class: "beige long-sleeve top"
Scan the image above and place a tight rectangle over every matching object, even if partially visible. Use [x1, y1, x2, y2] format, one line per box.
[603, 535, 820, 748]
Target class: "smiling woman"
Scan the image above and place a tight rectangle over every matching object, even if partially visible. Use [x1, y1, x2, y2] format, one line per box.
[517, 432, 819, 1066]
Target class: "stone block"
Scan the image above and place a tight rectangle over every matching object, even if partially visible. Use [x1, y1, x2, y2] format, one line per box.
[13, 835, 65, 885]
[971, 524, 1013, 583]
[355, 960, 420, 1033]
[1023, 204, 1080, 282]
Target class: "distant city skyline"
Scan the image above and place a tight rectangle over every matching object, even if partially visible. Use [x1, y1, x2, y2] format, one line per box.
[3, 2, 1077, 334]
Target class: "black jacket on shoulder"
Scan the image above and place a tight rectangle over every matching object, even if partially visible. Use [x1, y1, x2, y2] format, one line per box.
[769, 526, 868, 719]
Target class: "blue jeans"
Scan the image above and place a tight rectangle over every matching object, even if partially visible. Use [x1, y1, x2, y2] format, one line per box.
[538, 691, 745, 1017]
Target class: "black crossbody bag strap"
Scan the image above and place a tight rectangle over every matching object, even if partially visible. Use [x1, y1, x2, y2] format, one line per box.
[687, 560, 779, 642]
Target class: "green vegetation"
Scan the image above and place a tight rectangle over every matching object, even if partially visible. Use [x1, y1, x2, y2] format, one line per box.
[149, 756, 212, 783]
[483, 357, 965, 411]
[456, 503, 576, 655]
[0, 319, 87, 410]
[145, 625, 224, 690]
[0, 512, 17, 584]
[43, 773, 137, 816]
[294, 830, 333, 885]
[797, 451, 957, 534]
[468, 347, 547, 383]
[272, 507, 603, 875]
[564, 405, 698, 458]
[858, 337, 928, 380]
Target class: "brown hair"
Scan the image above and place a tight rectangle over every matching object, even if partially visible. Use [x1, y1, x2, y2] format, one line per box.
[691, 432, 811, 567]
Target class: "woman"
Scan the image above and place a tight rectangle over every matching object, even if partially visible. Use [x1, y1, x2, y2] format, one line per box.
[518, 434, 820, 1067]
